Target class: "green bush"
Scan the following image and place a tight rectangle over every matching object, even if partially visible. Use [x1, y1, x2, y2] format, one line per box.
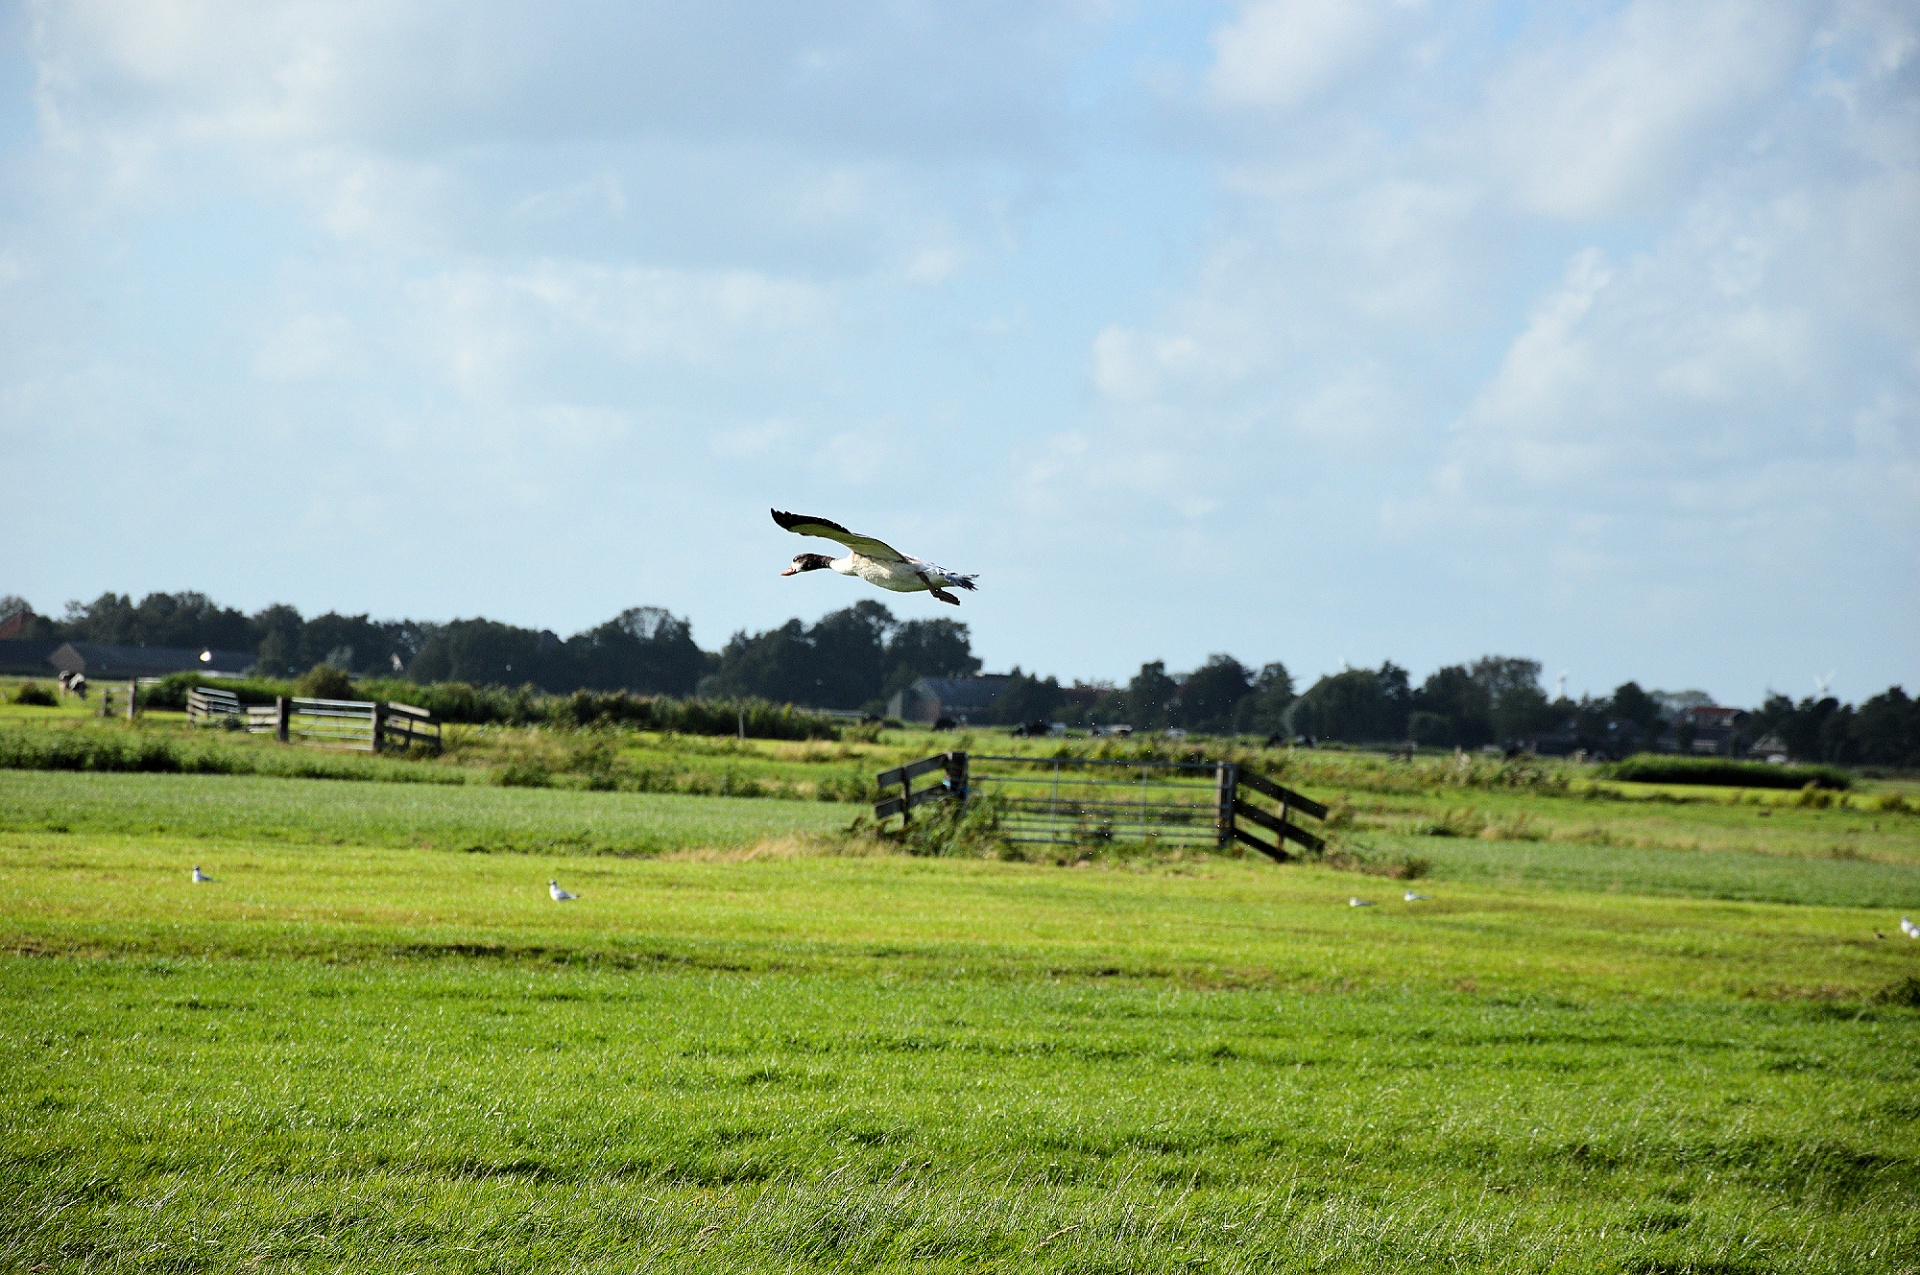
[136, 672, 293, 711]
[10, 682, 57, 707]
[494, 758, 552, 788]
[1600, 754, 1851, 790]
[293, 665, 356, 700]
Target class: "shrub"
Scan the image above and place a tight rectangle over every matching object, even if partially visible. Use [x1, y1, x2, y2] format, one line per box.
[136, 672, 292, 711]
[10, 682, 57, 707]
[495, 758, 552, 788]
[891, 794, 1009, 858]
[1874, 976, 1920, 1009]
[294, 665, 356, 700]
[1600, 754, 1851, 791]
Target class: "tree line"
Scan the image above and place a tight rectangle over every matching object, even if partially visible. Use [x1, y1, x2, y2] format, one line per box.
[3, 592, 1914, 765]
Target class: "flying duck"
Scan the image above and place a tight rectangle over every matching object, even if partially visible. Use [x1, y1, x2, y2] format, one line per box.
[772, 509, 978, 605]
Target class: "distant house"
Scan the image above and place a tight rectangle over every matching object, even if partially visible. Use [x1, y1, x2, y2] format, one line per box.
[0, 640, 63, 677]
[1748, 733, 1791, 763]
[886, 675, 1011, 725]
[47, 642, 255, 680]
[1680, 705, 1750, 756]
[0, 606, 38, 640]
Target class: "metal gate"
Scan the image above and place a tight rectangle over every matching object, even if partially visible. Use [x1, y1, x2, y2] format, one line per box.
[970, 753, 1226, 849]
[873, 751, 1327, 859]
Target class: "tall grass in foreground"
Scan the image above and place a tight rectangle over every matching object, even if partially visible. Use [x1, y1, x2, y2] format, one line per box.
[1, 960, 1914, 1273]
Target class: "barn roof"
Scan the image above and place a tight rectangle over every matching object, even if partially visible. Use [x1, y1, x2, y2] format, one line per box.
[48, 642, 255, 678]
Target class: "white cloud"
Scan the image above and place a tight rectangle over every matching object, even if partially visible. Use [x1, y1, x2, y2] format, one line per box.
[1207, 0, 1402, 111]
[1481, 0, 1818, 219]
[4, 1, 1915, 701]
[251, 312, 358, 381]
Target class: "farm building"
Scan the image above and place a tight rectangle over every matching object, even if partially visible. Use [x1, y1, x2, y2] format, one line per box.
[1680, 705, 1750, 755]
[47, 642, 255, 680]
[887, 674, 1011, 725]
[0, 640, 63, 677]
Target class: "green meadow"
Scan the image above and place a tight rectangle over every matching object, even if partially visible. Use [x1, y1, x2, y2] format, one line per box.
[2, 741, 1918, 1271]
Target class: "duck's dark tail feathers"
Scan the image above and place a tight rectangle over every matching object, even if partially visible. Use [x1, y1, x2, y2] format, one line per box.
[953, 575, 978, 591]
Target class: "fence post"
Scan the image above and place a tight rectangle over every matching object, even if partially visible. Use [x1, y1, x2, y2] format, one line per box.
[944, 751, 968, 806]
[371, 701, 387, 754]
[276, 696, 291, 743]
[1216, 762, 1237, 848]
[126, 680, 137, 721]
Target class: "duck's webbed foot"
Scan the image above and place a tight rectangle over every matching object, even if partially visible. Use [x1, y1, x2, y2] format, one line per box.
[929, 587, 960, 605]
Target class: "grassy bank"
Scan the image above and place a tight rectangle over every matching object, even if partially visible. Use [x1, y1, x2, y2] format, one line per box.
[2, 764, 1919, 1271]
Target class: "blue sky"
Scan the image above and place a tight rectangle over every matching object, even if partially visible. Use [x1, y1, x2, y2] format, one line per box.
[1, 0, 1914, 706]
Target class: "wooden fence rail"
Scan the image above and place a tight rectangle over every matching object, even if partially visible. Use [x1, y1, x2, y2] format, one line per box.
[873, 752, 1326, 859]
[187, 690, 440, 754]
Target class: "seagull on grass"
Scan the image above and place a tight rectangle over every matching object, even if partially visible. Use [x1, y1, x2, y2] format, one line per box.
[1404, 890, 1430, 902]
[1349, 897, 1374, 908]
[1901, 916, 1918, 939]
[771, 509, 977, 606]
[549, 880, 578, 902]
[191, 866, 214, 883]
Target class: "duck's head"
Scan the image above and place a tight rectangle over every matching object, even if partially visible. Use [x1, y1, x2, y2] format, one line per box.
[781, 553, 834, 576]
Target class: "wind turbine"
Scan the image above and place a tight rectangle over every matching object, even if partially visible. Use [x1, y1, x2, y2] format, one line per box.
[1814, 671, 1837, 699]
[1554, 671, 1568, 701]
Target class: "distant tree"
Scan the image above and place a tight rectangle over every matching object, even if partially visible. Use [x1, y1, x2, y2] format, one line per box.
[1287, 663, 1412, 743]
[710, 602, 900, 709]
[711, 619, 813, 703]
[61, 591, 252, 651]
[1125, 661, 1180, 731]
[1235, 662, 1295, 735]
[882, 618, 981, 697]
[991, 667, 1065, 725]
[1468, 656, 1542, 705]
[406, 618, 544, 688]
[1407, 711, 1454, 747]
[297, 612, 407, 676]
[806, 601, 896, 709]
[1466, 656, 1560, 742]
[1851, 687, 1920, 766]
[1179, 655, 1252, 733]
[250, 604, 305, 676]
[1413, 664, 1492, 747]
[565, 606, 708, 695]
[1610, 682, 1665, 739]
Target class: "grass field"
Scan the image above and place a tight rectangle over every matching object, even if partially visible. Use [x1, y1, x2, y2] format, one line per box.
[3, 746, 1919, 1270]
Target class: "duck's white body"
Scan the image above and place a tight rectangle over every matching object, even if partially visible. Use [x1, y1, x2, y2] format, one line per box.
[834, 553, 971, 595]
[772, 509, 977, 605]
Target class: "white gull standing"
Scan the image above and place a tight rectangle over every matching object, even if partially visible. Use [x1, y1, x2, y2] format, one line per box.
[549, 880, 578, 902]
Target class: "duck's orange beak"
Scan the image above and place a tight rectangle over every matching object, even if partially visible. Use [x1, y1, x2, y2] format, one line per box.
[779, 565, 800, 576]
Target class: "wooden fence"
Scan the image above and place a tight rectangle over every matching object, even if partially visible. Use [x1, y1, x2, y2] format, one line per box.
[187, 688, 440, 754]
[874, 752, 1326, 859]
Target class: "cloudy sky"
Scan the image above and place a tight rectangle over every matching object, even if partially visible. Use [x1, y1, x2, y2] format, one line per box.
[1, 0, 1914, 705]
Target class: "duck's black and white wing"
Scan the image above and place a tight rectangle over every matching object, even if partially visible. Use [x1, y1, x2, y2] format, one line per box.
[771, 509, 908, 563]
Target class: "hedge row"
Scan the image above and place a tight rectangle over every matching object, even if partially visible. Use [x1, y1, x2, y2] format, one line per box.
[0, 727, 466, 783]
[1599, 754, 1852, 791]
[137, 673, 841, 740]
